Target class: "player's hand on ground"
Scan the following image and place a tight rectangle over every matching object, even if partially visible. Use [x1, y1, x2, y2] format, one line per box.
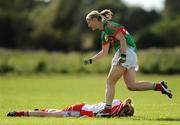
[118, 54, 126, 63]
[83, 59, 92, 65]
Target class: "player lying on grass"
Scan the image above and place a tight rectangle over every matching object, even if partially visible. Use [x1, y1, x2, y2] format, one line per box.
[7, 98, 134, 117]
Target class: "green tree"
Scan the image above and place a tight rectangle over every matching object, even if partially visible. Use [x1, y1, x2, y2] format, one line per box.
[151, 17, 180, 47]
[0, 0, 33, 49]
[136, 29, 166, 48]
[164, 0, 180, 18]
[124, 8, 161, 33]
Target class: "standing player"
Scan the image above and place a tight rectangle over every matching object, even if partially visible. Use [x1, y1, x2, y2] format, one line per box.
[84, 9, 172, 115]
[7, 98, 134, 117]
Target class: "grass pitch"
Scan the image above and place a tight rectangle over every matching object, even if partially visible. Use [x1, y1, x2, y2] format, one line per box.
[0, 74, 180, 125]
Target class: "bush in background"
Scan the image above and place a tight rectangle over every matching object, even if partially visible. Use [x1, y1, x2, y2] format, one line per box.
[0, 48, 180, 75]
[138, 48, 180, 74]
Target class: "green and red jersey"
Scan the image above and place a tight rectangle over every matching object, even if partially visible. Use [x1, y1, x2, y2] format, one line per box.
[101, 20, 137, 52]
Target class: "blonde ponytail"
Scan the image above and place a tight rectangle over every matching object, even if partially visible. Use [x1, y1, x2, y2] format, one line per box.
[86, 9, 113, 21]
[100, 9, 113, 20]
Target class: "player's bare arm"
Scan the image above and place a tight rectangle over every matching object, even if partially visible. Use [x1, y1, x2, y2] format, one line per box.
[91, 43, 110, 63]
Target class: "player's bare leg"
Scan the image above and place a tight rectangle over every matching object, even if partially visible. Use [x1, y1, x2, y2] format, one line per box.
[106, 65, 126, 105]
[7, 110, 69, 117]
[28, 110, 65, 117]
[101, 65, 126, 115]
[123, 68, 154, 90]
[123, 68, 172, 98]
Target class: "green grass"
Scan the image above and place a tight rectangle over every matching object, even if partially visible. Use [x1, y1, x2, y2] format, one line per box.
[0, 74, 180, 125]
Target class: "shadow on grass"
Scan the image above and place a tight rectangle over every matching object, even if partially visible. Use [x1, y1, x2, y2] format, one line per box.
[155, 118, 180, 121]
[132, 116, 180, 122]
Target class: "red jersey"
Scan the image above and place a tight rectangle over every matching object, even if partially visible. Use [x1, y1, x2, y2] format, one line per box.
[62, 99, 124, 117]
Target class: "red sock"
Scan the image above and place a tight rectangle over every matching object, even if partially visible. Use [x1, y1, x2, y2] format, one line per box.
[16, 111, 29, 117]
[155, 83, 162, 91]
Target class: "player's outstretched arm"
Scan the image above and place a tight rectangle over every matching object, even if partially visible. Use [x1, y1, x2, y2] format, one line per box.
[83, 43, 110, 65]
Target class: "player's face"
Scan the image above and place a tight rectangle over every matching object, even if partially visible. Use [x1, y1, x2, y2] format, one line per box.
[86, 18, 98, 31]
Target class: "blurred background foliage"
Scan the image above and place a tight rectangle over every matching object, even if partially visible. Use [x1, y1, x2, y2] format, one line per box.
[0, 48, 180, 75]
[0, 0, 179, 51]
[0, 0, 180, 75]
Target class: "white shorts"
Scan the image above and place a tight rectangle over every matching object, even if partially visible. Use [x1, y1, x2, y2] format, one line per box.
[112, 47, 138, 71]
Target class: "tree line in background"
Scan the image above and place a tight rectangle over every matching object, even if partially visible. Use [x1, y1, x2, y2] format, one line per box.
[0, 48, 180, 75]
[0, 0, 180, 52]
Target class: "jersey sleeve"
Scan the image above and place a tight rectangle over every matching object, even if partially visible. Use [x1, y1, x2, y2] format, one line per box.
[101, 32, 110, 46]
[113, 27, 129, 39]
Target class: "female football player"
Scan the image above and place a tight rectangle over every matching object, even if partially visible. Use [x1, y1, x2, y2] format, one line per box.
[84, 9, 172, 115]
[7, 98, 134, 117]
